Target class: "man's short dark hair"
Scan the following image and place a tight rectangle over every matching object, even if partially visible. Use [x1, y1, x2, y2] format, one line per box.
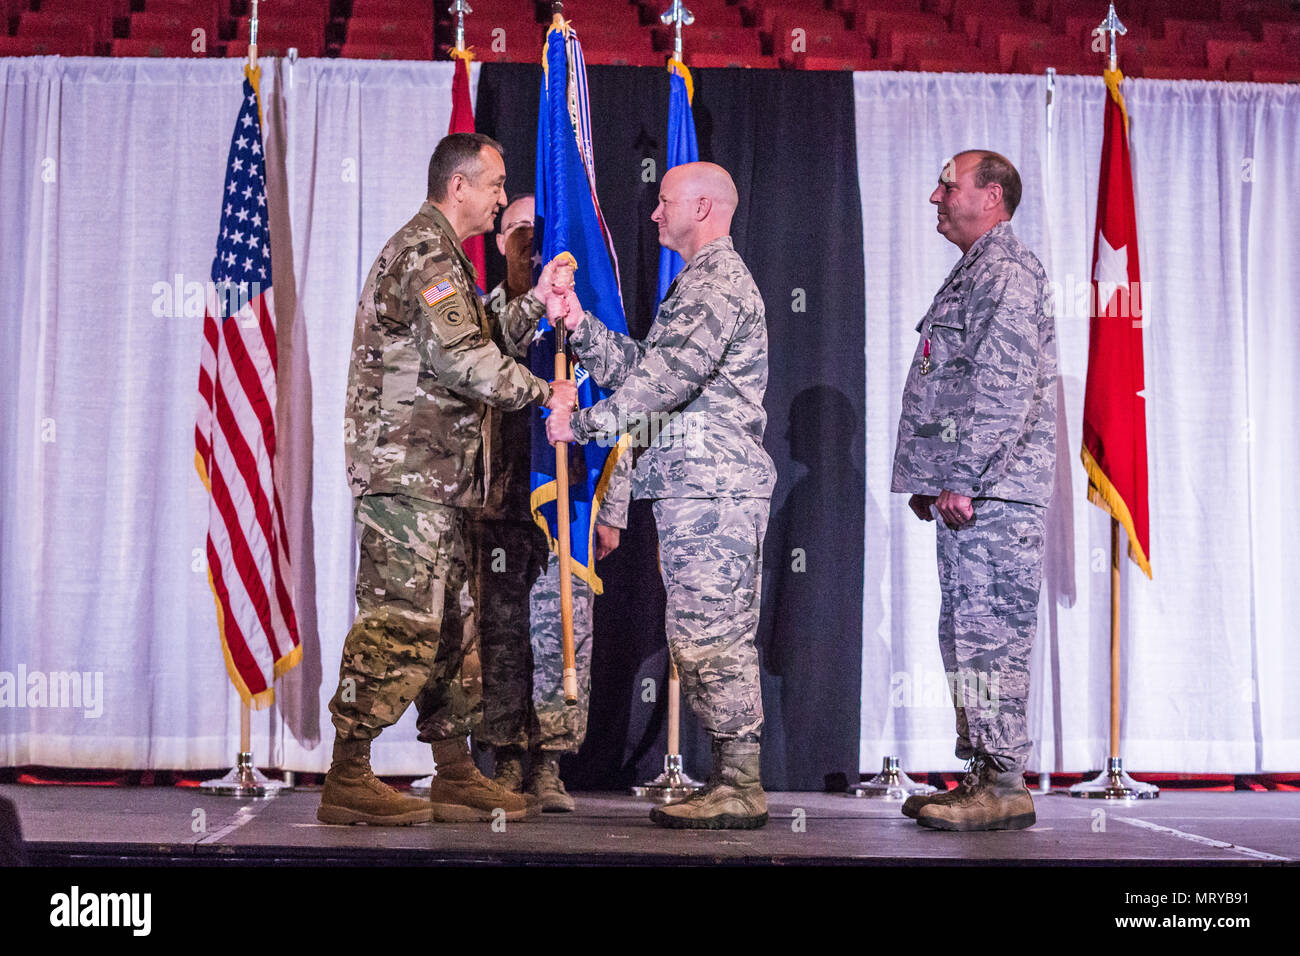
[960, 150, 1022, 218]
[427, 132, 504, 202]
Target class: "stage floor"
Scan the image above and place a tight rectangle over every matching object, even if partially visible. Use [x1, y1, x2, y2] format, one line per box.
[5, 785, 1298, 866]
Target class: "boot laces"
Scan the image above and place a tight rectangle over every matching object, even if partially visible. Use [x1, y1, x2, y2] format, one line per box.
[959, 756, 985, 790]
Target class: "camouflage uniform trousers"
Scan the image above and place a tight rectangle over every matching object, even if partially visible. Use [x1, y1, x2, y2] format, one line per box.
[528, 554, 595, 752]
[652, 496, 769, 741]
[472, 518, 596, 754]
[327, 499, 480, 748]
[935, 497, 1046, 774]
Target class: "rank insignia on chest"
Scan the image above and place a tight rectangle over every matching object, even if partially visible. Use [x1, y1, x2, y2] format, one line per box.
[420, 280, 456, 308]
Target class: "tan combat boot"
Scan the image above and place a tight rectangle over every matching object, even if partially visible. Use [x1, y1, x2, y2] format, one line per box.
[492, 745, 527, 794]
[528, 750, 576, 813]
[649, 739, 768, 830]
[317, 739, 433, 826]
[901, 758, 979, 819]
[427, 738, 537, 822]
[915, 760, 1036, 831]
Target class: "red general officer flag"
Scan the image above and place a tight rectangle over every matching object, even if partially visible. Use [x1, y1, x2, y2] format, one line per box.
[1081, 68, 1151, 578]
[449, 48, 486, 284]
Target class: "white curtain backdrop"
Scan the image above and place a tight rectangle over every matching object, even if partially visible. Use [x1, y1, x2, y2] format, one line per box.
[856, 71, 1300, 775]
[2, 57, 1296, 775]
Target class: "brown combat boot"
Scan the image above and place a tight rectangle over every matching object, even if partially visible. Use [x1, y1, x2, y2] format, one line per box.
[915, 760, 1036, 831]
[649, 739, 768, 830]
[492, 745, 527, 794]
[901, 759, 980, 819]
[317, 739, 433, 826]
[528, 750, 576, 813]
[427, 738, 537, 822]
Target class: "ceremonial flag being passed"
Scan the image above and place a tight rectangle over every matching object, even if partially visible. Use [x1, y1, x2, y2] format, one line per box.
[448, 47, 487, 286]
[1081, 68, 1151, 577]
[657, 58, 698, 304]
[195, 65, 302, 708]
[530, 17, 629, 592]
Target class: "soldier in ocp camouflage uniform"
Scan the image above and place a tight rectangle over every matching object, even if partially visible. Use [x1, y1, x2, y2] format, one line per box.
[547, 162, 775, 830]
[317, 133, 576, 826]
[892, 150, 1058, 831]
[470, 194, 632, 812]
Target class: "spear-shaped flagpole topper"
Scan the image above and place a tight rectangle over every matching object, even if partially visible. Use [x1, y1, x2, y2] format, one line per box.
[661, 0, 695, 62]
[1097, 2, 1127, 73]
[450, 0, 471, 52]
[249, 0, 259, 67]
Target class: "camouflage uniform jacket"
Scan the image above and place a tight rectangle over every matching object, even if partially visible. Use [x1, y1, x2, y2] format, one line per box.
[478, 281, 547, 521]
[568, 236, 776, 501]
[891, 221, 1058, 506]
[345, 202, 550, 511]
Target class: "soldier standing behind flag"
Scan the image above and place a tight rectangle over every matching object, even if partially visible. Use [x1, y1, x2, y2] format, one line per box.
[318, 133, 576, 826]
[547, 161, 775, 830]
[892, 149, 1058, 831]
[472, 194, 632, 811]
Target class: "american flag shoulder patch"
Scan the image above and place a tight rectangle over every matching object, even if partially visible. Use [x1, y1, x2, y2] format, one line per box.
[420, 280, 457, 308]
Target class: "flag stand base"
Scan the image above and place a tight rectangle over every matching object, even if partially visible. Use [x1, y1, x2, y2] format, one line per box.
[1068, 756, 1159, 799]
[199, 751, 290, 797]
[848, 756, 936, 800]
[630, 754, 705, 802]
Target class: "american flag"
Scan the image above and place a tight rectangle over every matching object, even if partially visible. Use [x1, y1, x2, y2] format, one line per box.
[194, 70, 301, 709]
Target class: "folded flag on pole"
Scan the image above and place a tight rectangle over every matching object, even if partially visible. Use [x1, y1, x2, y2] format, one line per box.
[657, 58, 699, 305]
[529, 17, 629, 593]
[195, 65, 302, 708]
[1081, 68, 1151, 578]
[448, 47, 487, 289]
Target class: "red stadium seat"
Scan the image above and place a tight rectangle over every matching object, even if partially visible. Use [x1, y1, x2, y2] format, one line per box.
[351, 0, 430, 20]
[1252, 65, 1300, 82]
[15, 10, 103, 46]
[1259, 20, 1300, 49]
[907, 50, 1004, 74]
[111, 36, 203, 57]
[337, 41, 436, 61]
[838, 0, 924, 30]
[0, 33, 96, 56]
[1138, 64, 1226, 80]
[800, 51, 877, 71]
[965, 16, 1052, 48]
[579, 46, 662, 67]
[859, 10, 946, 42]
[1206, 37, 1294, 72]
[232, 15, 327, 58]
[1163, 20, 1254, 58]
[347, 17, 435, 59]
[880, 29, 971, 68]
[997, 33, 1088, 73]
[226, 37, 323, 59]
[1009, 36, 1095, 73]
[685, 50, 776, 69]
[656, 24, 760, 57]
[948, 0, 1035, 26]
[1121, 35, 1208, 69]
[130, 9, 220, 49]
[453, 17, 542, 62]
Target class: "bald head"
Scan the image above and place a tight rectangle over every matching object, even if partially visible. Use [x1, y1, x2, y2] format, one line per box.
[653, 161, 739, 260]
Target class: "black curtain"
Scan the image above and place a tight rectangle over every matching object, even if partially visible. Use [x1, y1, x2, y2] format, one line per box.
[476, 64, 865, 791]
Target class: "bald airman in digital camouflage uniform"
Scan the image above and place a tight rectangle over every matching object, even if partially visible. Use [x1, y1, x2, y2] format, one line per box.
[318, 132, 577, 826]
[893, 150, 1057, 831]
[547, 162, 775, 830]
